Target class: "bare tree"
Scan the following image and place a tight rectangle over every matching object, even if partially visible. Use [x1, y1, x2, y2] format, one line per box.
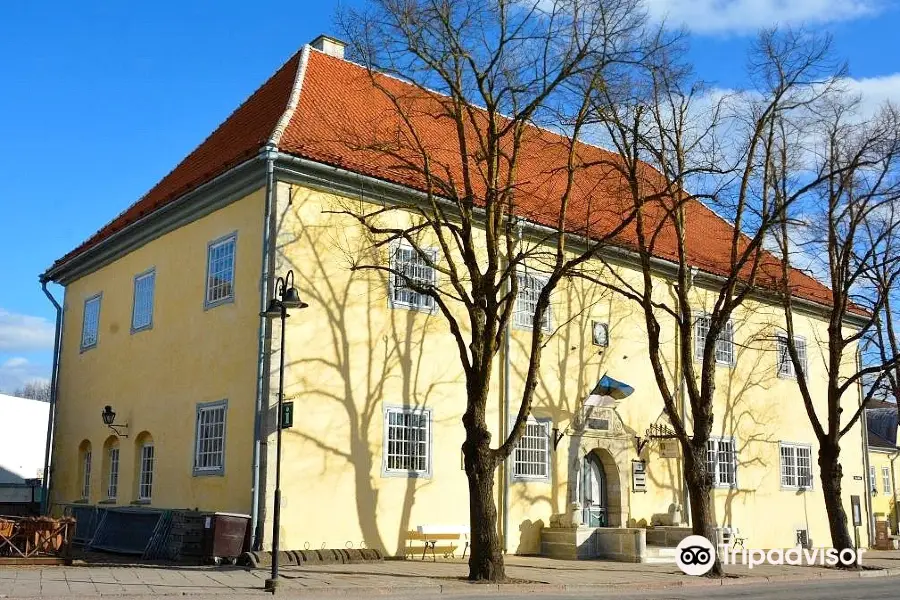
[582, 29, 851, 575]
[335, 0, 654, 580]
[13, 380, 51, 402]
[775, 96, 900, 558]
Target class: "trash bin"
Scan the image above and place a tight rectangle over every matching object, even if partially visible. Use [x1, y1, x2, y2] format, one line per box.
[202, 512, 251, 564]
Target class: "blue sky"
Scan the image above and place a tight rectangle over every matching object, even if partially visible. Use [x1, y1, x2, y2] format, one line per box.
[0, 0, 898, 391]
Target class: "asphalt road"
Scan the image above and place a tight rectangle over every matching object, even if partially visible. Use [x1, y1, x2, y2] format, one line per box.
[335, 576, 900, 600]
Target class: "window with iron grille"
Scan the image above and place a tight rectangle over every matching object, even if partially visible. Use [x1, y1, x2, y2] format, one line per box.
[515, 272, 551, 331]
[389, 244, 436, 311]
[132, 269, 155, 331]
[194, 401, 227, 475]
[706, 437, 736, 487]
[107, 447, 119, 500]
[81, 295, 101, 350]
[780, 443, 812, 489]
[138, 443, 155, 501]
[695, 315, 734, 365]
[205, 234, 236, 307]
[512, 419, 550, 481]
[883, 466, 891, 494]
[777, 335, 807, 378]
[81, 450, 92, 499]
[383, 407, 431, 477]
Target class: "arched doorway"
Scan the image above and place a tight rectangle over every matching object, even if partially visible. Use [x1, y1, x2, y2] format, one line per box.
[582, 452, 608, 527]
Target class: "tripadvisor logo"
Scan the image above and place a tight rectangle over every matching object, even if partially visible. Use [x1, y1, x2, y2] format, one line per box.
[674, 534, 867, 575]
[675, 535, 716, 575]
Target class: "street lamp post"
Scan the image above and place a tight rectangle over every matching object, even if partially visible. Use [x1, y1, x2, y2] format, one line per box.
[261, 269, 307, 592]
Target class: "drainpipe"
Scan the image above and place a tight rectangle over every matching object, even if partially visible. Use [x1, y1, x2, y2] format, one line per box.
[500, 248, 514, 553]
[680, 267, 698, 527]
[40, 281, 63, 515]
[858, 348, 874, 547]
[250, 147, 278, 548]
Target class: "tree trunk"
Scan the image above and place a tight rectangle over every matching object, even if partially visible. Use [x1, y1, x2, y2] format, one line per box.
[819, 440, 856, 564]
[465, 448, 504, 581]
[684, 442, 724, 577]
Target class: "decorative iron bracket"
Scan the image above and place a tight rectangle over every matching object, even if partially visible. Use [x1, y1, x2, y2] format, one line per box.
[635, 423, 678, 455]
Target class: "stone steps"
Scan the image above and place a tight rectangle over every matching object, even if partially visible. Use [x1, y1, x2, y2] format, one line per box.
[642, 546, 677, 564]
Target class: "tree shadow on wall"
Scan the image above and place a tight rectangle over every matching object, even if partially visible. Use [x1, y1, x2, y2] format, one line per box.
[269, 185, 459, 554]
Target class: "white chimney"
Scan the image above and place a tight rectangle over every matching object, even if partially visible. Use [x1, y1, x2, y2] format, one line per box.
[310, 35, 346, 59]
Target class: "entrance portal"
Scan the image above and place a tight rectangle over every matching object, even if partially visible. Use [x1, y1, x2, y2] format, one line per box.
[582, 452, 608, 527]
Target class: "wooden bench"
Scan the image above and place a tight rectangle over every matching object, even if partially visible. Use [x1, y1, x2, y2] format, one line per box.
[405, 525, 469, 560]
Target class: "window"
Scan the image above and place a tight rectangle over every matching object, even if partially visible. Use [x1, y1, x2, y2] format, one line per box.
[138, 443, 155, 501]
[870, 465, 877, 493]
[194, 401, 227, 474]
[205, 234, 236, 307]
[515, 272, 551, 331]
[706, 437, 736, 487]
[389, 244, 436, 311]
[777, 335, 807, 378]
[106, 447, 119, 500]
[132, 269, 155, 331]
[883, 466, 891, 495]
[81, 295, 101, 350]
[512, 419, 550, 481]
[780, 443, 812, 489]
[81, 449, 92, 500]
[383, 406, 431, 477]
[695, 316, 734, 365]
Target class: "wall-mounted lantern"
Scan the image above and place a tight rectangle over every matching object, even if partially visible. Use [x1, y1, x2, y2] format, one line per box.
[101, 405, 128, 437]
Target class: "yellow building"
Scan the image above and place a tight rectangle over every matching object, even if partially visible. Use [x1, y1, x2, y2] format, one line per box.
[866, 402, 899, 545]
[41, 36, 874, 559]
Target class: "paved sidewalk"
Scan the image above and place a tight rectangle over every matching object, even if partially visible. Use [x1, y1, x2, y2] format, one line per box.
[2, 552, 900, 597]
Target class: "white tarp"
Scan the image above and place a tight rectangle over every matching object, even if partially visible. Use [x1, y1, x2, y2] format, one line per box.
[0, 393, 49, 484]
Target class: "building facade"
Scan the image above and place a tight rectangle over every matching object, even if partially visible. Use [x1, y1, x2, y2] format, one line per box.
[866, 402, 899, 545]
[42, 36, 873, 556]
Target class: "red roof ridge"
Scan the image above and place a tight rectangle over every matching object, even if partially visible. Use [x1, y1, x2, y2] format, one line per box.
[269, 45, 312, 148]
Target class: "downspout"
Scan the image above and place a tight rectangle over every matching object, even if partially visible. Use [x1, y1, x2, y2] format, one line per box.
[251, 146, 278, 548]
[502, 283, 511, 554]
[680, 267, 698, 527]
[858, 347, 874, 547]
[40, 281, 63, 515]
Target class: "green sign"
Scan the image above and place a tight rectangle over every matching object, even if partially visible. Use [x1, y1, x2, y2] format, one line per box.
[281, 401, 294, 429]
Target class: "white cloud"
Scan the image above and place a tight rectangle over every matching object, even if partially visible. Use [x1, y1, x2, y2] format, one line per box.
[0, 357, 49, 394]
[0, 308, 55, 352]
[645, 0, 878, 34]
[845, 74, 900, 117]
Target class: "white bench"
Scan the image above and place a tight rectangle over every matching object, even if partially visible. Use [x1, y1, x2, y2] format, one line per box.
[405, 525, 470, 560]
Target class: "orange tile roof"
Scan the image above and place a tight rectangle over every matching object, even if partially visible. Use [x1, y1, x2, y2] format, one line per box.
[47, 47, 839, 312]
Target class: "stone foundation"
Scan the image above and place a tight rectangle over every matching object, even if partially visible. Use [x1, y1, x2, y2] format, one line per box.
[645, 526, 692, 547]
[541, 527, 647, 562]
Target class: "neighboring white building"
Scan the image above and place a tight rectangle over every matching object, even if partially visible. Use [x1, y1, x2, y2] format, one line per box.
[0, 393, 49, 504]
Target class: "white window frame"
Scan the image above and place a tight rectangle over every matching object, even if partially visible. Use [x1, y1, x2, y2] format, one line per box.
[106, 447, 119, 500]
[131, 268, 156, 332]
[205, 232, 237, 309]
[777, 334, 807, 379]
[388, 242, 437, 312]
[382, 406, 432, 478]
[511, 418, 551, 482]
[138, 443, 155, 501]
[870, 465, 877, 493]
[514, 271, 552, 332]
[694, 314, 734, 366]
[81, 449, 92, 500]
[81, 294, 102, 351]
[883, 466, 891, 495]
[779, 442, 813, 490]
[706, 436, 737, 488]
[193, 400, 227, 475]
